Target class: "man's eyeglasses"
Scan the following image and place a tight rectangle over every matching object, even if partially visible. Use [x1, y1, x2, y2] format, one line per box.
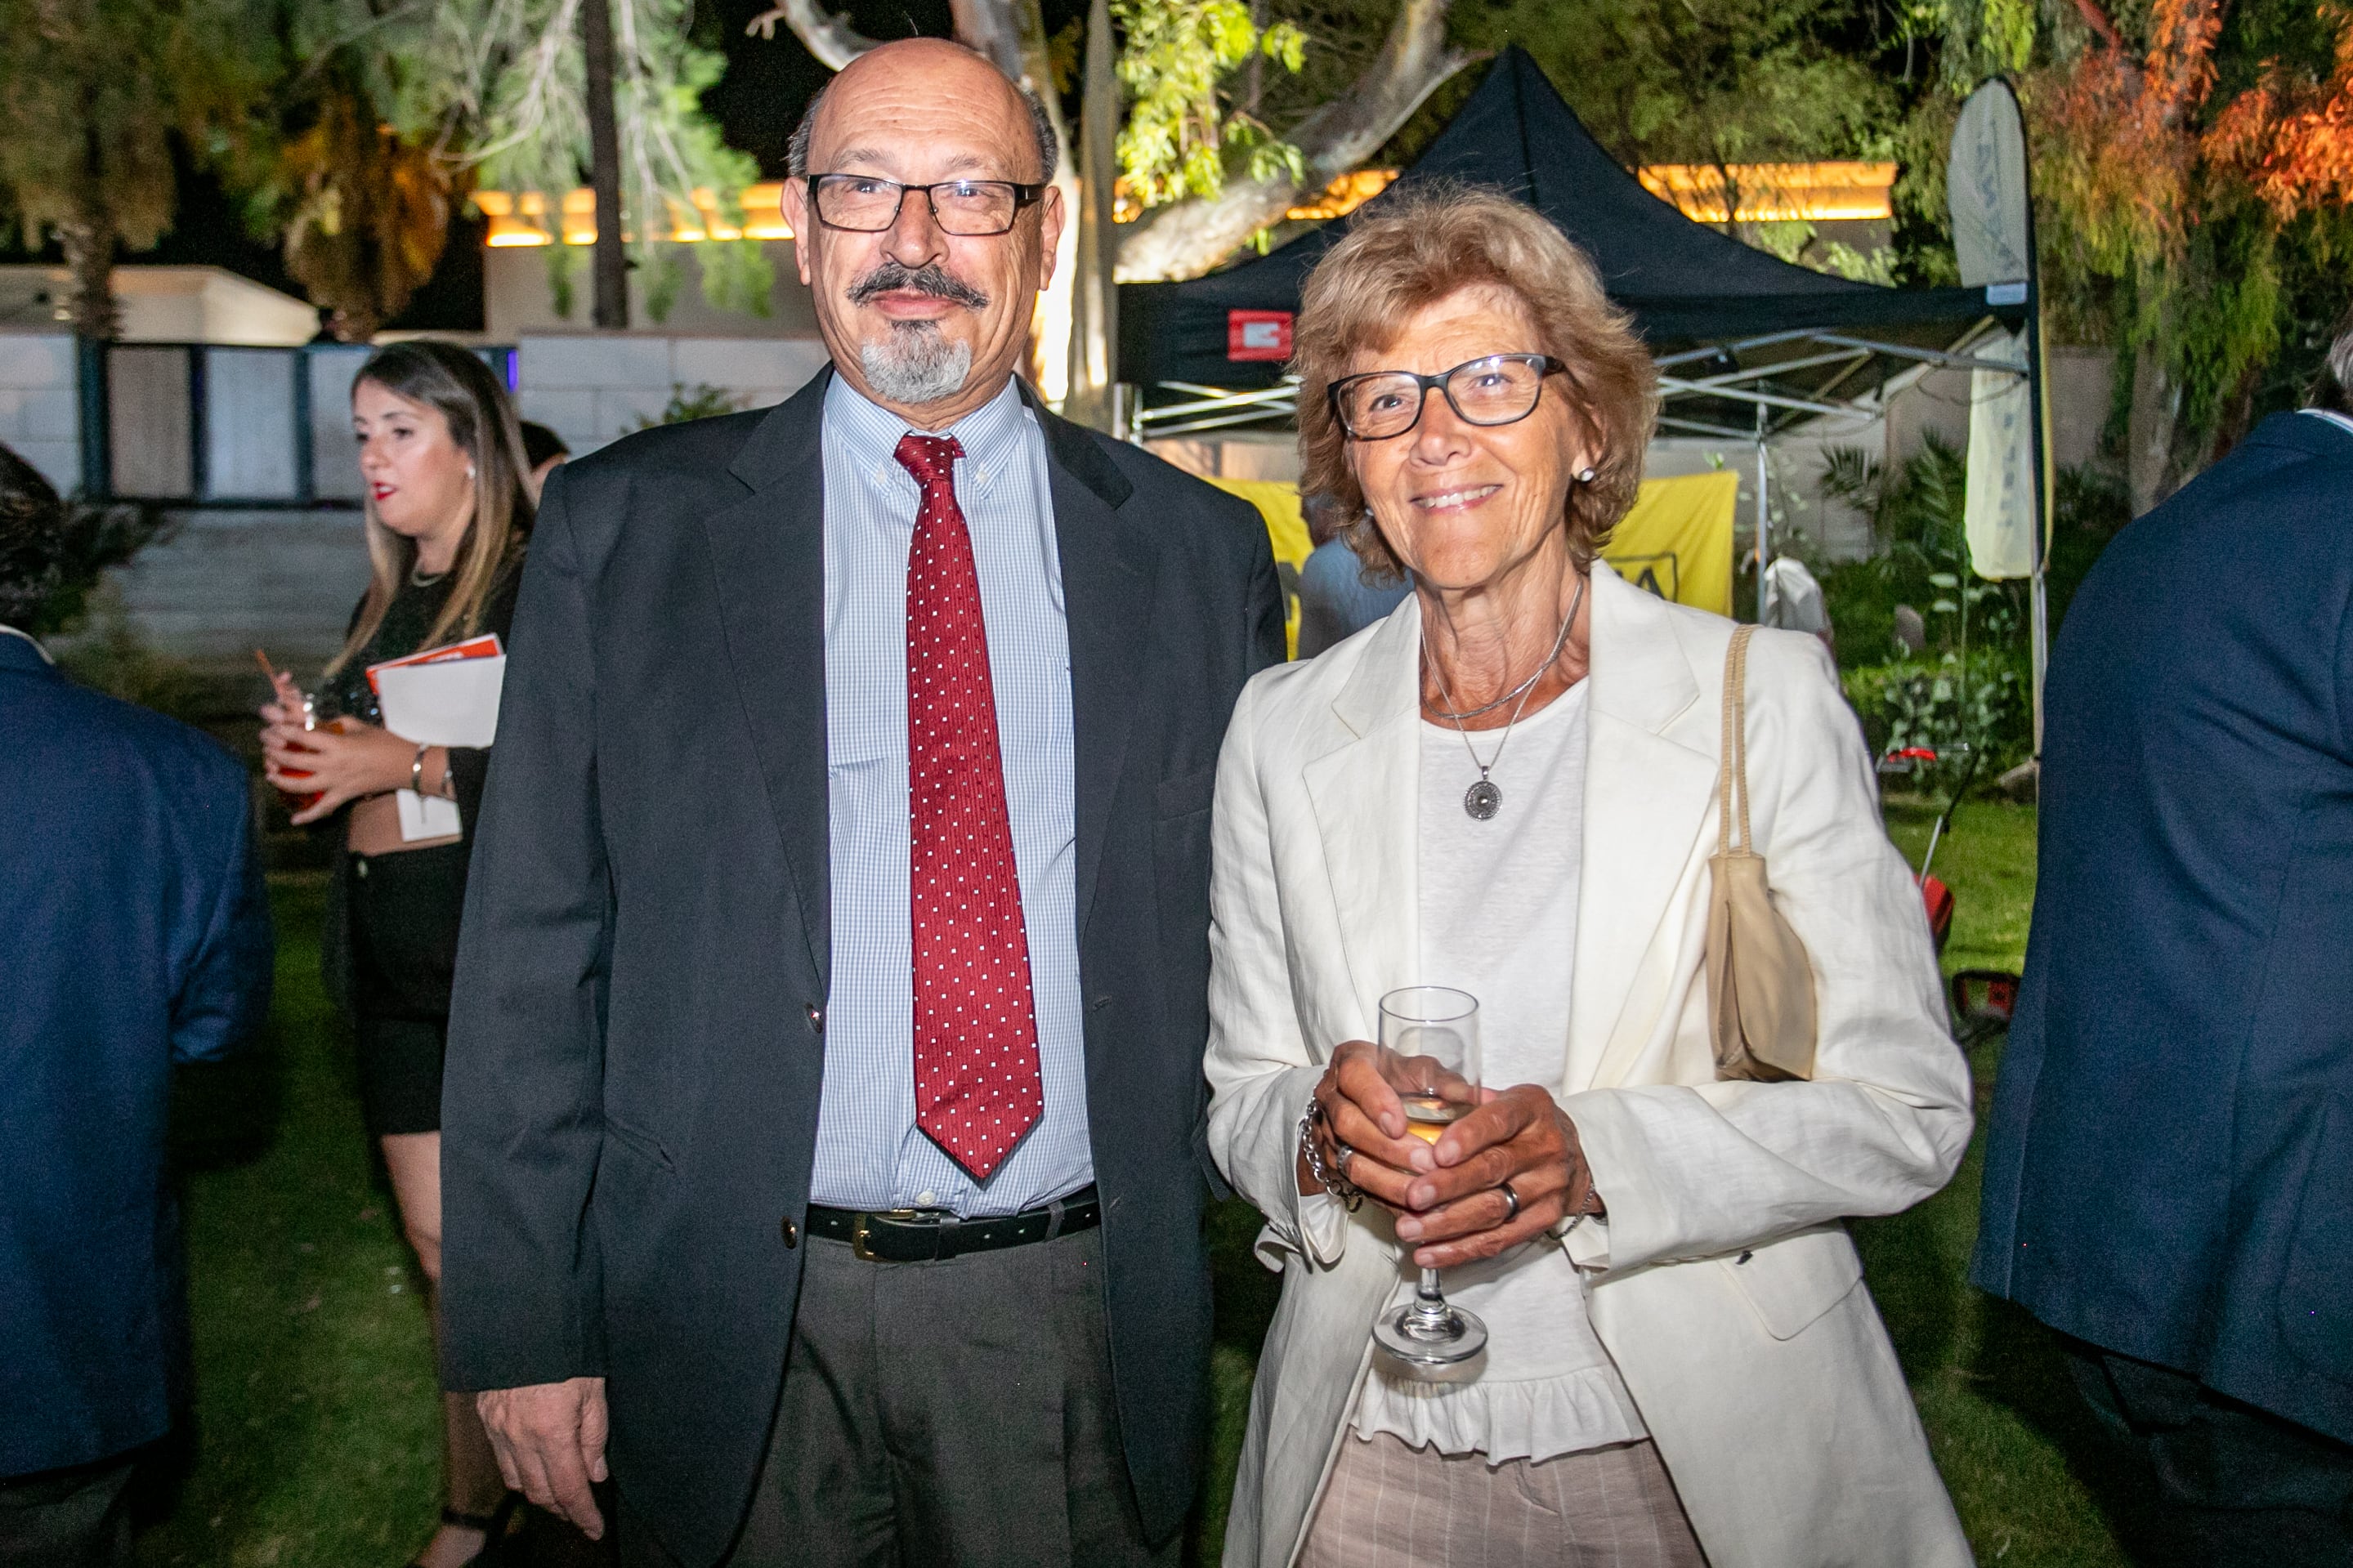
[1328, 354, 1568, 441]
[807, 175, 1047, 237]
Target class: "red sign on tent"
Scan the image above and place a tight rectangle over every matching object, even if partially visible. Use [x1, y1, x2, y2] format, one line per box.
[1228, 310, 1293, 361]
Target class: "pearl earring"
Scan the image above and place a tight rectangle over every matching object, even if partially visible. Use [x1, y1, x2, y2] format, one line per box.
[467, 463, 476, 479]
[1576, 466, 1596, 484]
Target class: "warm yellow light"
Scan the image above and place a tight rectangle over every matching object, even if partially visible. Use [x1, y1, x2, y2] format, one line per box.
[557, 187, 598, 246]
[485, 214, 552, 248]
[1107, 168, 1401, 226]
[472, 183, 796, 246]
[741, 181, 794, 239]
[1637, 162, 1896, 224]
[1285, 168, 1398, 221]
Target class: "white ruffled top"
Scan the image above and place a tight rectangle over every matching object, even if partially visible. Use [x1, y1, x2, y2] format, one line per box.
[1349, 686, 1647, 1463]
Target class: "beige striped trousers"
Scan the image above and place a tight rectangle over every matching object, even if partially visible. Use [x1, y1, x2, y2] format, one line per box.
[1299, 1430, 1710, 1568]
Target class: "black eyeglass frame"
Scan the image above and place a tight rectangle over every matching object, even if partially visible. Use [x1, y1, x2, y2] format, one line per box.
[804, 174, 1049, 236]
[1327, 354, 1570, 440]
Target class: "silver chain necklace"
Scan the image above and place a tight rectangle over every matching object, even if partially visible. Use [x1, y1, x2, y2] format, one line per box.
[1423, 574, 1586, 821]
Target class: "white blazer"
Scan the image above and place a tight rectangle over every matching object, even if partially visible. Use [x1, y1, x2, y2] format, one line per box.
[1205, 563, 1976, 1568]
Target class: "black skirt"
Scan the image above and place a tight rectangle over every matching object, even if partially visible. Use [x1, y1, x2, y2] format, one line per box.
[347, 842, 470, 1137]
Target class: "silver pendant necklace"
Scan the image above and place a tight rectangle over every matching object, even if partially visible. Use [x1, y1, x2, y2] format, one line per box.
[1424, 574, 1586, 821]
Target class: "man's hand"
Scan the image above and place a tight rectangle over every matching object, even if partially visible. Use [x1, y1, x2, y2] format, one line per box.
[477, 1376, 611, 1539]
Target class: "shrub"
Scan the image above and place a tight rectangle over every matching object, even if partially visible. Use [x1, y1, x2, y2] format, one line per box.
[624, 382, 749, 431]
[1844, 648, 2033, 785]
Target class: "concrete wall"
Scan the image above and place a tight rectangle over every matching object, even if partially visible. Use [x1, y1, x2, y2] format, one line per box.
[486, 244, 821, 341]
[0, 332, 80, 494]
[95, 508, 373, 677]
[515, 333, 832, 459]
[1884, 344, 2115, 475]
[1143, 431, 1301, 483]
[0, 266, 320, 346]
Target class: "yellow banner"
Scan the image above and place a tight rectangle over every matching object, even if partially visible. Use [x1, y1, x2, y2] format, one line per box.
[1211, 469, 1738, 651]
[1208, 478, 1314, 656]
[1604, 470, 1738, 617]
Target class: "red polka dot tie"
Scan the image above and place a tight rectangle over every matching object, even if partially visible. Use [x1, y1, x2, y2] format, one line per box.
[897, 432, 1044, 1181]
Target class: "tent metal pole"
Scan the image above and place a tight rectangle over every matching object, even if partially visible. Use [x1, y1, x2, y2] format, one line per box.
[1754, 401, 1769, 620]
[2026, 299, 2051, 761]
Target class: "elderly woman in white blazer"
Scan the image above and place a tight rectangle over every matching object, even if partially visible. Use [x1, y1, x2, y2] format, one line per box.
[1206, 187, 1976, 1568]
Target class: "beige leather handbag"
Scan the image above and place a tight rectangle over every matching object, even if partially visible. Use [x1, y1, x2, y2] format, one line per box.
[1707, 626, 1818, 1081]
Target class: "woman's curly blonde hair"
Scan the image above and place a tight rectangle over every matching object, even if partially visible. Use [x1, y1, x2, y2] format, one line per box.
[1293, 185, 1659, 583]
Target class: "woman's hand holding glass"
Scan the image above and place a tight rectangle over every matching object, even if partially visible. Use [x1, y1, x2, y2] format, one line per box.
[1307, 1048, 1604, 1270]
[259, 691, 436, 827]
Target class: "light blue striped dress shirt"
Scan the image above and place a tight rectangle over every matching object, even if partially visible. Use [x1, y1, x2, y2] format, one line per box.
[808, 373, 1093, 1217]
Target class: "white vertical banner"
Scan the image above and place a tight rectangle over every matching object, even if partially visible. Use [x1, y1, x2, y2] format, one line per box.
[1949, 82, 2033, 289]
[1965, 328, 2037, 580]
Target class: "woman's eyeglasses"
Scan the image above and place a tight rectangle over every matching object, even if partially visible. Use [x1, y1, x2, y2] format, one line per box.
[1328, 354, 1567, 440]
[807, 175, 1046, 237]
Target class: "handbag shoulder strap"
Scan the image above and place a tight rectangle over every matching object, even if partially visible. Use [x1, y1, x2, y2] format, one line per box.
[1718, 625, 1756, 855]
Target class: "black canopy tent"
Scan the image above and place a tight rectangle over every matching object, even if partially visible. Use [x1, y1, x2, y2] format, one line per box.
[1118, 47, 2033, 444]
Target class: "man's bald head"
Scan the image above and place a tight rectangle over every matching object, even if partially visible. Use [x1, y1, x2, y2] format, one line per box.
[779, 35, 1067, 428]
[786, 39, 1057, 185]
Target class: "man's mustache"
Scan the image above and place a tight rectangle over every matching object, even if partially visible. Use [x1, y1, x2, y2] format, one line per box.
[848, 261, 990, 310]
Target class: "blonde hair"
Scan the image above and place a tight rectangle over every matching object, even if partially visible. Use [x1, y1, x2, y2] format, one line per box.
[1292, 185, 1659, 583]
[327, 341, 534, 677]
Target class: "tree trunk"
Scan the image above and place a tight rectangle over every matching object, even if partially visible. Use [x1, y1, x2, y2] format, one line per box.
[949, 0, 1079, 402]
[748, 0, 879, 69]
[1112, 0, 1474, 283]
[771, 0, 1473, 293]
[62, 83, 119, 342]
[56, 217, 118, 343]
[1062, 0, 1120, 431]
[579, 0, 629, 330]
[2127, 347, 2181, 516]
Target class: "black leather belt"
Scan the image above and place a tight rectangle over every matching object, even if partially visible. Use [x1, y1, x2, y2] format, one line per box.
[805, 1184, 1101, 1263]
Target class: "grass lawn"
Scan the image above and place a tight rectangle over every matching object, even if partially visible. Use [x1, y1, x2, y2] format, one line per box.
[142, 797, 2152, 1566]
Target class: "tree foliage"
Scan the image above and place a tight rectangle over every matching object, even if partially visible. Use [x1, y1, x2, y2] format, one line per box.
[250, 78, 457, 342]
[1908, 0, 2353, 485]
[325, 0, 772, 321]
[1451, 0, 1900, 171]
[1112, 0, 1309, 210]
[0, 0, 280, 337]
[1443, 0, 1905, 275]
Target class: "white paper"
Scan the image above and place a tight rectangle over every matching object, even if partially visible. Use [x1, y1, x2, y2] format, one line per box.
[374, 654, 507, 748]
[395, 788, 464, 842]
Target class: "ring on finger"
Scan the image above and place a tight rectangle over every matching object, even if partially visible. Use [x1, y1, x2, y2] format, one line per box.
[1498, 1180, 1521, 1222]
[1334, 1141, 1355, 1176]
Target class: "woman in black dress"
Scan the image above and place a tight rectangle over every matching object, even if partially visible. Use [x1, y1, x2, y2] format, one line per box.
[259, 340, 530, 1568]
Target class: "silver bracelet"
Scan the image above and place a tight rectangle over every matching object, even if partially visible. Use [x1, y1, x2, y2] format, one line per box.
[410, 743, 430, 795]
[1297, 1098, 1362, 1212]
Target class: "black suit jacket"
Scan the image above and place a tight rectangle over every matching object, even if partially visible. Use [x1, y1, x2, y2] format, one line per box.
[440, 369, 1284, 1564]
[1975, 412, 2353, 1442]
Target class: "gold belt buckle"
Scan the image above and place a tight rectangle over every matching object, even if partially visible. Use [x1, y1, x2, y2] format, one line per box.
[851, 1208, 924, 1262]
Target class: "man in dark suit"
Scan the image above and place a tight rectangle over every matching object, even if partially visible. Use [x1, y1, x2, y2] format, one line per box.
[439, 38, 1282, 1568]
[1975, 331, 2353, 1565]
[0, 446, 274, 1566]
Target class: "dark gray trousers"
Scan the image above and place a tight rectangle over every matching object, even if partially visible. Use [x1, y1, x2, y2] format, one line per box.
[0, 1457, 133, 1568]
[2067, 1341, 2353, 1567]
[627, 1225, 1172, 1568]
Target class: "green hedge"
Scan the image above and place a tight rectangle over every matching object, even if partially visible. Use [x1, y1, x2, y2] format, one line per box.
[1843, 649, 2033, 784]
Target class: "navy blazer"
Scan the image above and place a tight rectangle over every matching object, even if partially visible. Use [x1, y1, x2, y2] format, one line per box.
[438, 371, 1284, 1565]
[0, 632, 273, 1477]
[1975, 412, 2353, 1443]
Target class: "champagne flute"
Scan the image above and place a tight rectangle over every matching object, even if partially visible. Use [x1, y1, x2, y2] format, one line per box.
[1370, 985, 1488, 1375]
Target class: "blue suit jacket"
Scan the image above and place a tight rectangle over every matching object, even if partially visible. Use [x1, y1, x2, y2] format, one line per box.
[0, 631, 273, 1477]
[1974, 413, 2353, 1442]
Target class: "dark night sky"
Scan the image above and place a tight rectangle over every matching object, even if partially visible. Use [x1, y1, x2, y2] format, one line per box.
[2, 0, 1080, 333]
